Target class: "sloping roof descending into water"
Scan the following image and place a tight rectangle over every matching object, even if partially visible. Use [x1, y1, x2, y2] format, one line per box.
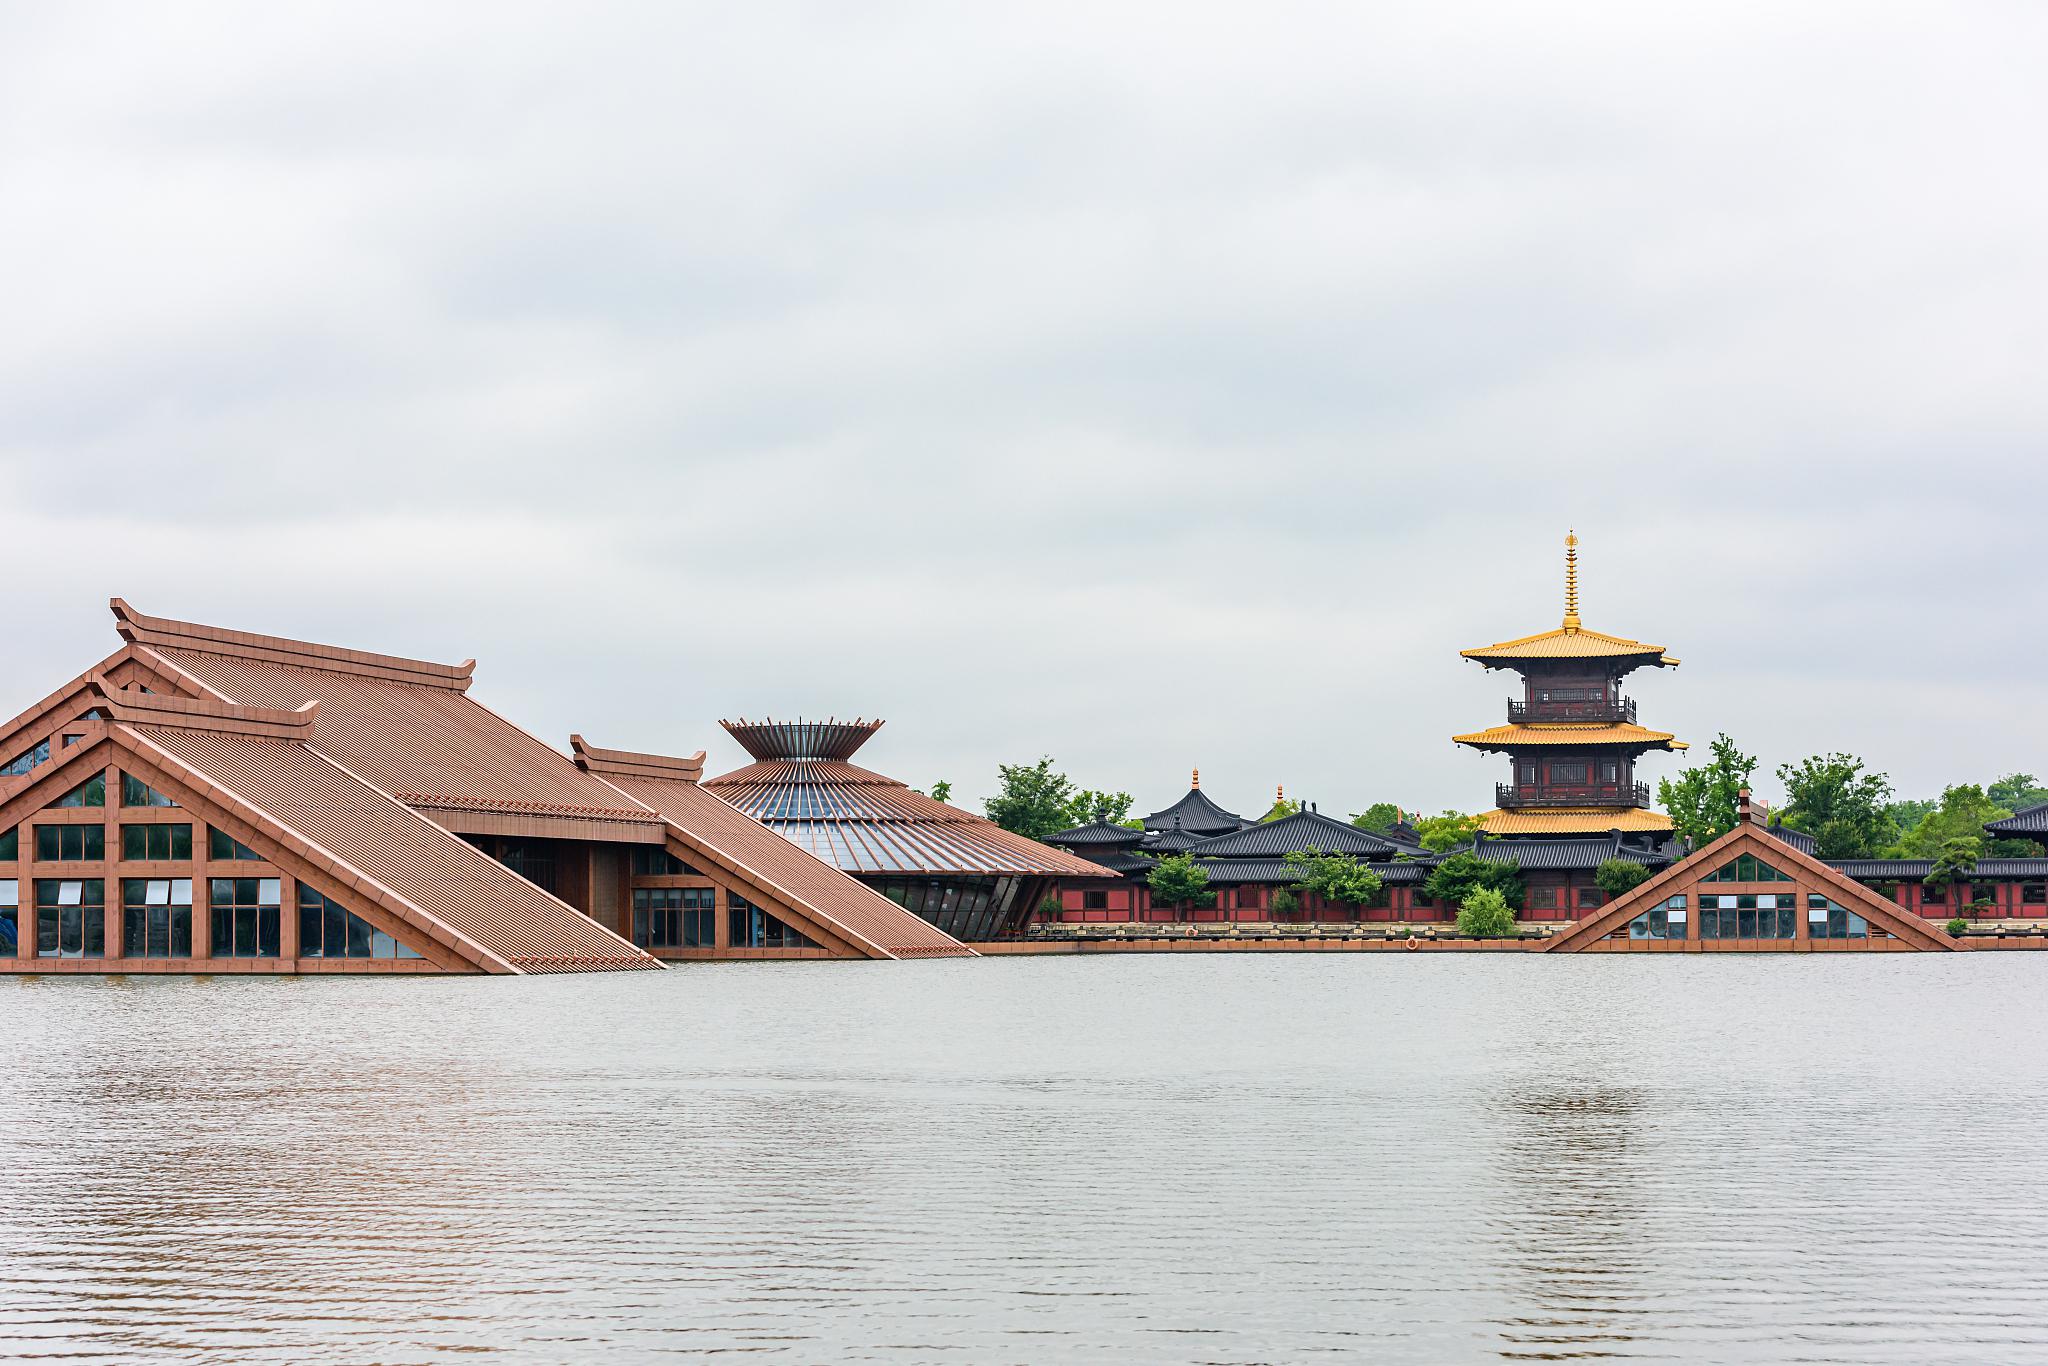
[704, 718, 1111, 877]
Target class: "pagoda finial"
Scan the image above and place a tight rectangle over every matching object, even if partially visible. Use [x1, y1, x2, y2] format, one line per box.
[1191, 767, 1200, 789]
[1276, 783, 1285, 804]
[1562, 529, 1582, 631]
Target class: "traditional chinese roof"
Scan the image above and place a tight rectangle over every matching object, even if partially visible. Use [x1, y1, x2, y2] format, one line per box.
[1477, 806, 1676, 836]
[1764, 823, 1819, 856]
[1190, 856, 1433, 886]
[1452, 722, 1685, 752]
[704, 719, 1110, 877]
[1047, 819, 1148, 848]
[1468, 830, 1667, 871]
[1077, 849, 1158, 876]
[1459, 533, 1679, 669]
[1146, 822, 1209, 853]
[1824, 858, 2048, 880]
[1184, 808, 1399, 859]
[1986, 803, 2048, 837]
[1142, 778, 1246, 836]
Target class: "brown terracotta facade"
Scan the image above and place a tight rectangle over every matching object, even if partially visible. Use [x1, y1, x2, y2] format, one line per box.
[0, 602, 973, 974]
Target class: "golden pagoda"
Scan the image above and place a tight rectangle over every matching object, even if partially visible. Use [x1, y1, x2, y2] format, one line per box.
[1454, 532, 1686, 837]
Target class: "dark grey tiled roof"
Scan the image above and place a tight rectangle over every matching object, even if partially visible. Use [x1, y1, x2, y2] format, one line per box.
[1828, 858, 2048, 880]
[1184, 809, 1398, 859]
[1146, 826, 1208, 853]
[1048, 819, 1147, 847]
[1764, 823, 1818, 855]
[1142, 788, 1246, 836]
[1987, 803, 2048, 836]
[1190, 857, 1433, 886]
[1076, 850, 1157, 875]
[1468, 831, 1664, 871]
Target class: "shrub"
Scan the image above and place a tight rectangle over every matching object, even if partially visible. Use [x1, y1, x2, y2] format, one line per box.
[1147, 854, 1214, 909]
[1457, 886, 1517, 938]
[1035, 894, 1061, 921]
[1945, 916, 1969, 937]
[1283, 847, 1384, 909]
[1270, 888, 1300, 917]
[1594, 858, 1652, 898]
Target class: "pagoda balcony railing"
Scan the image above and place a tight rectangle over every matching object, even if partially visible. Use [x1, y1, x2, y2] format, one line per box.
[1496, 782, 1652, 810]
[1508, 697, 1637, 725]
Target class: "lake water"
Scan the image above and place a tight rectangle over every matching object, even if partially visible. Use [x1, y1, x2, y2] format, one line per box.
[4, 954, 2047, 1364]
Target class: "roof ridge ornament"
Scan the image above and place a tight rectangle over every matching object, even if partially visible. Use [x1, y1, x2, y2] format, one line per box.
[1562, 529, 1582, 632]
[1191, 767, 1200, 789]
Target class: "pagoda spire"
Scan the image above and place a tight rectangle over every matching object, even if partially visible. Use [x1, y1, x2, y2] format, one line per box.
[1562, 529, 1582, 632]
[1191, 767, 1200, 789]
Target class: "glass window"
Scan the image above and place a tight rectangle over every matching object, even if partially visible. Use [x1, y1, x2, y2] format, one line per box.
[1700, 893, 1795, 938]
[0, 879, 16, 954]
[632, 886, 716, 948]
[51, 775, 106, 808]
[1808, 894, 1869, 939]
[1921, 883, 1946, 904]
[728, 893, 814, 949]
[0, 827, 14, 860]
[35, 879, 105, 958]
[1, 739, 50, 776]
[1628, 896, 1689, 940]
[35, 824, 105, 862]
[298, 884, 421, 959]
[121, 823, 192, 862]
[210, 878, 282, 958]
[630, 848, 700, 877]
[2025, 883, 2047, 906]
[1701, 853, 1792, 883]
[208, 828, 263, 861]
[1970, 884, 1999, 907]
[1550, 763, 1588, 785]
[1576, 887, 1604, 908]
[120, 773, 177, 808]
[1527, 886, 1558, 909]
[1083, 890, 1109, 910]
[121, 878, 193, 957]
[1600, 761, 1619, 783]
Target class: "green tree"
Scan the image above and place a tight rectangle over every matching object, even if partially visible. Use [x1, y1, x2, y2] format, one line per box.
[1925, 835, 1982, 896]
[1658, 733, 1758, 848]
[1352, 802, 1403, 831]
[1270, 888, 1301, 918]
[1414, 810, 1483, 853]
[1457, 886, 1517, 938]
[927, 779, 954, 804]
[1594, 858, 1652, 898]
[1775, 753, 1896, 858]
[1884, 797, 1937, 835]
[1146, 854, 1213, 910]
[984, 758, 1079, 840]
[1258, 797, 1302, 823]
[1425, 852, 1524, 910]
[1283, 847, 1385, 908]
[1071, 789, 1136, 827]
[1888, 784, 2007, 859]
[1989, 773, 2048, 813]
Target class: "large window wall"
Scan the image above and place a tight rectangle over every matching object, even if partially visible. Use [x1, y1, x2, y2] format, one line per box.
[870, 876, 1023, 942]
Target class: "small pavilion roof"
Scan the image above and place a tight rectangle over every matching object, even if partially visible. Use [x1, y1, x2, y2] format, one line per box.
[1142, 777, 1246, 836]
[1453, 722, 1685, 752]
[1185, 808, 1398, 859]
[1146, 823, 1209, 853]
[1468, 830, 1667, 871]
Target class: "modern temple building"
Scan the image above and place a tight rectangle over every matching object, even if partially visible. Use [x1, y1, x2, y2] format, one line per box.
[701, 719, 1109, 941]
[0, 602, 973, 973]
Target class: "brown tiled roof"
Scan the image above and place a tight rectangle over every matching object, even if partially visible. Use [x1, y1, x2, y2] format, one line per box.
[573, 739, 973, 959]
[704, 758, 1112, 876]
[114, 603, 661, 833]
[49, 690, 659, 974]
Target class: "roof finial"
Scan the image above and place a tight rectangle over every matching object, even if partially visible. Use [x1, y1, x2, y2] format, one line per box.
[1191, 767, 1200, 789]
[1562, 529, 1582, 632]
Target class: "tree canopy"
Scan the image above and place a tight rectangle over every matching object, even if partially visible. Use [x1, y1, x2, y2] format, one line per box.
[1283, 847, 1384, 907]
[1594, 858, 1652, 898]
[983, 759, 1134, 839]
[1887, 784, 2008, 859]
[1414, 810, 1483, 853]
[1425, 852, 1523, 910]
[1257, 797, 1302, 823]
[1147, 854, 1213, 908]
[1775, 753, 1896, 858]
[1351, 802, 1403, 832]
[1658, 733, 1757, 848]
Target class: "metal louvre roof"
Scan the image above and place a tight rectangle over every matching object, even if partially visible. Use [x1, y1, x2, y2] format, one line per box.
[704, 757, 1111, 877]
[1185, 809, 1398, 859]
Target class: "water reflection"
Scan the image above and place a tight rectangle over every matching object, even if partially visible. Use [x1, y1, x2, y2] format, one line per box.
[1, 957, 2046, 1362]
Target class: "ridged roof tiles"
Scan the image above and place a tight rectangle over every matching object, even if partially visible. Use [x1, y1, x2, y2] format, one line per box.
[1452, 722, 1683, 750]
[1185, 809, 1399, 859]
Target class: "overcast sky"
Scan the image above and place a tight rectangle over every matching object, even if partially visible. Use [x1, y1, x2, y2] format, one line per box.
[3, 2, 2044, 820]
